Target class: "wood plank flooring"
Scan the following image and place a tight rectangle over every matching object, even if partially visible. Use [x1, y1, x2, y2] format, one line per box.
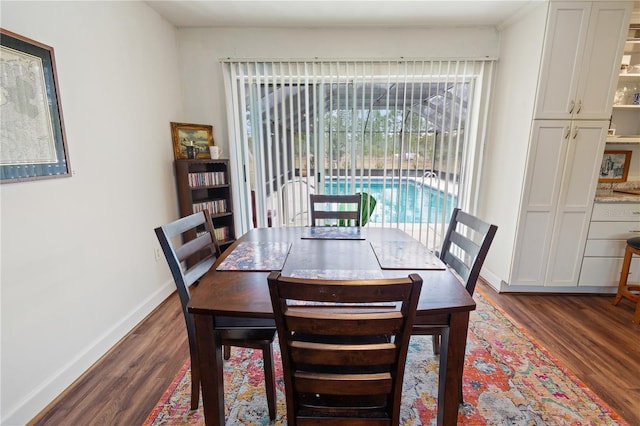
[30, 280, 640, 425]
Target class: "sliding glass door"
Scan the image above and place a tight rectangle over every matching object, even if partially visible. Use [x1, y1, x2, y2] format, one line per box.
[223, 60, 494, 250]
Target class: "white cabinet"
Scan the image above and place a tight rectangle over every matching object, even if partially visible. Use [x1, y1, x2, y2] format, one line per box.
[535, 2, 632, 120]
[511, 120, 608, 286]
[481, 1, 634, 292]
[580, 202, 640, 286]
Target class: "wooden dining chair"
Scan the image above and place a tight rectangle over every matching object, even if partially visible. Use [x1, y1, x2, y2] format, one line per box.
[309, 194, 361, 226]
[413, 208, 497, 354]
[268, 272, 422, 426]
[155, 211, 277, 419]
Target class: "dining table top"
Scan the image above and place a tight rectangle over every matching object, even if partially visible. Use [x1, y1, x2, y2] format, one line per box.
[188, 226, 475, 320]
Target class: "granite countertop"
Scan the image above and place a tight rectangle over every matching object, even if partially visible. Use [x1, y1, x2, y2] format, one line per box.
[595, 183, 640, 203]
[595, 191, 640, 202]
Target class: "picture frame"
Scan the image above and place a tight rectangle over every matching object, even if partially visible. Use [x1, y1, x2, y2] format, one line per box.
[170, 122, 214, 160]
[1, 28, 71, 183]
[599, 150, 631, 183]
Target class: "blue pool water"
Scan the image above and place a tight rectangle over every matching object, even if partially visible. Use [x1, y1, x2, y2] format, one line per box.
[325, 178, 456, 224]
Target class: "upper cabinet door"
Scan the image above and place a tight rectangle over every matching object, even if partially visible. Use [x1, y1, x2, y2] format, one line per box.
[535, 2, 590, 120]
[575, 2, 633, 120]
[534, 2, 632, 120]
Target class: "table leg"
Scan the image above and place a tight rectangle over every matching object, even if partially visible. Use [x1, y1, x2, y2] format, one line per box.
[437, 311, 470, 426]
[194, 314, 224, 426]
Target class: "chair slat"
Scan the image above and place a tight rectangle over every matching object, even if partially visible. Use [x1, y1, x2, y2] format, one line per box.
[175, 232, 216, 263]
[448, 230, 480, 258]
[161, 211, 206, 238]
[294, 372, 393, 396]
[457, 209, 493, 234]
[285, 313, 404, 336]
[183, 256, 215, 287]
[290, 342, 397, 366]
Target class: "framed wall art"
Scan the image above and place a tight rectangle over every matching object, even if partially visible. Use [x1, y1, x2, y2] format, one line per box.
[1, 28, 71, 183]
[170, 122, 214, 160]
[599, 150, 631, 183]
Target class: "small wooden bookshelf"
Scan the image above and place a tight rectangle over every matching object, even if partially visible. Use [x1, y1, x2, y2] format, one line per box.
[175, 159, 235, 252]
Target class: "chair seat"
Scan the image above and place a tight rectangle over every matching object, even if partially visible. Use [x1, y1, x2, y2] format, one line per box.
[627, 236, 640, 250]
[220, 328, 276, 346]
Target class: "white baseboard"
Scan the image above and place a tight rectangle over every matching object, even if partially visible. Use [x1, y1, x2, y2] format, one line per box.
[496, 283, 618, 294]
[479, 267, 618, 294]
[480, 266, 505, 291]
[1, 281, 175, 426]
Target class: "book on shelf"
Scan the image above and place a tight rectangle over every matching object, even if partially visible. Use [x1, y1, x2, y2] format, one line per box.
[192, 199, 228, 215]
[196, 226, 230, 242]
[214, 226, 230, 242]
[187, 171, 226, 187]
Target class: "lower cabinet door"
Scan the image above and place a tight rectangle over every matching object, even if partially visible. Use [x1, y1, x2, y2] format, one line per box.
[579, 256, 640, 287]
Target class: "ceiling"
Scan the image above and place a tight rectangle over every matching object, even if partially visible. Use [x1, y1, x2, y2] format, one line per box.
[145, 0, 543, 28]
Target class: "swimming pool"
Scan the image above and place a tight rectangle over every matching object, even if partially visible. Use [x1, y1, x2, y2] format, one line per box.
[325, 178, 456, 224]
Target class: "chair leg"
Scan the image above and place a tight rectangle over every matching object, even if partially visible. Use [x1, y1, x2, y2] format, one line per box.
[613, 245, 633, 306]
[223, 345, 231, 360]
[634, 299, 640, 324]
[190, 356, 200, 410]
[262, 342, 277, 420]
[432, 334, 440, 355]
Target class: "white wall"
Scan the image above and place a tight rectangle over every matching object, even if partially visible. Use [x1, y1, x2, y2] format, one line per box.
[478, 3, 548, 289]
[0, 2, 183, 423]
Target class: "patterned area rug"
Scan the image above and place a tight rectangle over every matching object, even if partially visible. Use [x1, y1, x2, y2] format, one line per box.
[144, 290, 627, 425]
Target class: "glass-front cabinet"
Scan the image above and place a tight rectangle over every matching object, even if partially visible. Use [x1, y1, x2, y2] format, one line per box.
[611, 24, 640, 142]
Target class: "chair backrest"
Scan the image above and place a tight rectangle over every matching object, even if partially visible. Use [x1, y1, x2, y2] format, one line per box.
[440, 208, 497, 295]
[309, 194, 361, 226]
[268, 272, 422, 425]
[154, 211, 221, 333]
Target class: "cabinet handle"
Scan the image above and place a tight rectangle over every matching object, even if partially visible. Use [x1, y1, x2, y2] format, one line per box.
[568, 100, 575, 114]
[575, 100, 582, 114]
[564, 127, 571, 139]
[572, 126, 578, 139]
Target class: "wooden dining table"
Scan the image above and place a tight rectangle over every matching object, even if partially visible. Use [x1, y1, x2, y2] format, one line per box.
[187, 226, 476, 426]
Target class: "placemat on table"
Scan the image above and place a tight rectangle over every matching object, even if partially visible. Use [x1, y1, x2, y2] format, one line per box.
[300, 226, 364, 240]
[216, 242, 291, 271]
[371, 241, 446, 270]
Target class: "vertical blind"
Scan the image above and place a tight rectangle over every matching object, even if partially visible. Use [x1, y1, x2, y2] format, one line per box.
[222, 59, 494, 250]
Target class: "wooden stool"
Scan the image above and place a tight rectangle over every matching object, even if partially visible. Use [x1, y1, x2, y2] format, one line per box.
[613, 236, 640, 324]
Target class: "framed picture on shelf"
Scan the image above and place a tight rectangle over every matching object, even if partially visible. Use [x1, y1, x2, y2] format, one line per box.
[170, 122, 214, 160]
[599, 150, 632, 183]
[1, 29, 71, 183]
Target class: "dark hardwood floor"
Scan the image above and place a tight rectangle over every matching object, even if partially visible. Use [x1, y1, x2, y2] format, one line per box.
[30, 280, 640, 425]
